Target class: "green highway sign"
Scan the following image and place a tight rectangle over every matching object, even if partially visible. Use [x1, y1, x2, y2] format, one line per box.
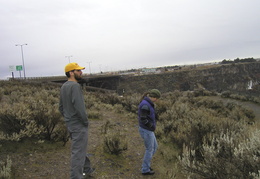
[16, 65, 23, 71]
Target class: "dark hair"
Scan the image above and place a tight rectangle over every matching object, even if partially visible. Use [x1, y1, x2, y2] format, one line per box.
[65, 71, 71, 78]
[139, 91, 149, 103]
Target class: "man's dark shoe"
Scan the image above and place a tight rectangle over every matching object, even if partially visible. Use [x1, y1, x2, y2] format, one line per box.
[142, 170, 155, 175]
[83, 168, 95, 177]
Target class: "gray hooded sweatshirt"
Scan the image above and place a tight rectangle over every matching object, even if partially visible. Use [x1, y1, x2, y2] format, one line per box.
[59, 81, 88, 126]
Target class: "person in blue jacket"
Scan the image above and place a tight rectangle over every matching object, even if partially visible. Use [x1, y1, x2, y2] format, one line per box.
[138, 89, 161, 175]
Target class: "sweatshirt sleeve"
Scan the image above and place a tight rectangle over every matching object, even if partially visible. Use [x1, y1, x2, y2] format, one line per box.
[140, 104, 153, 127]
[59, 95, 64, 116]
[71, 84, 88, 126]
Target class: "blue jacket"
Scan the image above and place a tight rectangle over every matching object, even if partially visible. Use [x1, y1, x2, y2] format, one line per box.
[138, 97, 156, 131]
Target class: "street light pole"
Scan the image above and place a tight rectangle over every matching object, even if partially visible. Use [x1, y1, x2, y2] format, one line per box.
[99, 64, 102, 73]
[86, 61, 92, 74]
[65, 55, 73, 63]
[15, 43, 27, 79]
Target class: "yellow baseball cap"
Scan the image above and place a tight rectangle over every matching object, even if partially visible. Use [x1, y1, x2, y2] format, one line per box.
[65, 62, 85, 72]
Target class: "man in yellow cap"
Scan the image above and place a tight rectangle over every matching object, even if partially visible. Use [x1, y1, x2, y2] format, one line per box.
[59, 62, 94, 179]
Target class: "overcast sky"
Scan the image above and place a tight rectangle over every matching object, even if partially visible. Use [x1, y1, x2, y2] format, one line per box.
[1, 0, 260, 79]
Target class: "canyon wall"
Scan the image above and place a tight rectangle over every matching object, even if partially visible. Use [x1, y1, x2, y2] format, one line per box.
[118, 62, 260, 95]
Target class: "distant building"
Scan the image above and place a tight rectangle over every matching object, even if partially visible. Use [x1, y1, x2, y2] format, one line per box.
[141, 68, 156, 73]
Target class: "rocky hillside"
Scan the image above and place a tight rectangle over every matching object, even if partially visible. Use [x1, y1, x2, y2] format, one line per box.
[118, 62, 260, 95]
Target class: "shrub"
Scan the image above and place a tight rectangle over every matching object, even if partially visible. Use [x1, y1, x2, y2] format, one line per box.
[221, 91, 231, 98]
[0, 89, 3, 101]
[84, 91, 101, 109]
[0, 102, 43, 141]
[234, 130, 260, 177]
[113, 104, 125, 114]
[0, 81, 66, 142]
[193, 88, 217, 97]
[179, 130, 260, 179]
[93, 93, 121, 106]
[101, 120, 128, 155]
[88, 110, 102, 120]
[252, 96, 260, 104]
[92, 92, 140, 114]
[103, 131, 128, 155]
[0, 155, 12, 179]
[157, 93, 255, 163]
[120, 94, 139, 113]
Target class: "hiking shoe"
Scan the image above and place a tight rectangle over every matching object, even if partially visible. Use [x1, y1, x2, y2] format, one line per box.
[83, 168, 95, 177]
[142, 170, 155, 175]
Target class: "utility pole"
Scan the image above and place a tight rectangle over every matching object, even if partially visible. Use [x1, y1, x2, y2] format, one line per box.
[15, 43, 27, 79]
[99, 64, 102, 73]
[86, 61, 92, 74]
[65, 55, 73, 63]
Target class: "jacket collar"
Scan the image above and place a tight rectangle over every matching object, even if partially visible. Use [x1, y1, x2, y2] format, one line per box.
[144, 96, 155, 107]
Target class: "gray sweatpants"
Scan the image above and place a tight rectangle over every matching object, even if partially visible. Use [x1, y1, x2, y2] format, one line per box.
[66, 123, 91, 179]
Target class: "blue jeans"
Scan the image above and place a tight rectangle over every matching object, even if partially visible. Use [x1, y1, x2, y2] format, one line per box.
[139, 127, 158, 173]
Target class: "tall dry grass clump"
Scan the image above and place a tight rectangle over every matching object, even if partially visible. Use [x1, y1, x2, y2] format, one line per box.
[101, 120, 128, 155]
[0, 155, 12, 179]
[179, 130, 260, 178]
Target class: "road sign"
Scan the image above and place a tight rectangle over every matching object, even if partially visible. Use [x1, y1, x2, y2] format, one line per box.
[16, 65, 23, 71]
[9, 65, 15, 72]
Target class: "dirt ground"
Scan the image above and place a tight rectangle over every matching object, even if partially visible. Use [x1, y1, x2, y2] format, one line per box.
[2, 110, 176, 179]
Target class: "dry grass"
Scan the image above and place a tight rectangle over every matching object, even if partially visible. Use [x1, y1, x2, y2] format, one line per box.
[0, 81, 259, 178]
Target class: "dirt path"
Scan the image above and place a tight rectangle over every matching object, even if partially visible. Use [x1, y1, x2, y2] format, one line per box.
[209, 96, 260, 120]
